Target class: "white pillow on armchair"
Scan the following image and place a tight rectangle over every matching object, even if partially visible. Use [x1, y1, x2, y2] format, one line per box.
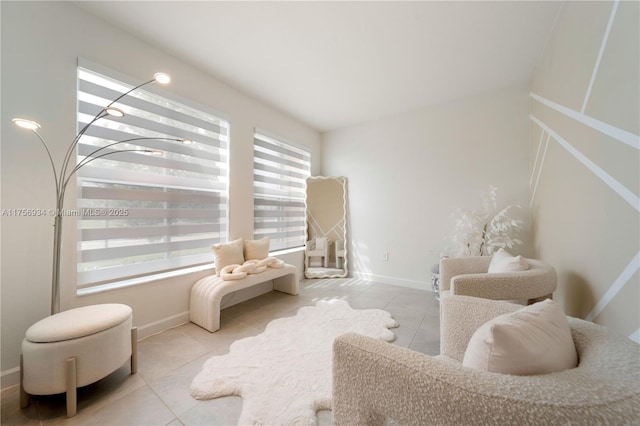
[462, 299, 577, 375]
[488, 248, 529, 273]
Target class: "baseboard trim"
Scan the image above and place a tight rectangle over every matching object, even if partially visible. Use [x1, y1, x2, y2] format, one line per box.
[1, 366, 20, 390]
[352, 271, 430, 291]
[137, 311, 191, 340]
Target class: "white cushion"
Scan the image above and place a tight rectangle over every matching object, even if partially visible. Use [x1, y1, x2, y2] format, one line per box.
[244, 237, 270, 260]
[25, 304, 132, 343]
[212, 238, 244, 276]
[462, 299, 578, 375]
[488, 248, 529, 273]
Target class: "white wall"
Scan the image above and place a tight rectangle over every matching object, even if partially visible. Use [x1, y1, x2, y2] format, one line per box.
[322, 84, 531, 288]
[1, 1, 320, 386]
[529, 1, 639, 340]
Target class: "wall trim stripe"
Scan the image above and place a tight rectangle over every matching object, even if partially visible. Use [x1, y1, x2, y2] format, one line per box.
[581, 0, 619, 114]
[530, 133, 550, 207]
[530, 129, 546, 187]
[629, 329, 640, 344]
[530, 92, 640, 150]
[530, 115, 640, 212]
[585, 251, 639, 322]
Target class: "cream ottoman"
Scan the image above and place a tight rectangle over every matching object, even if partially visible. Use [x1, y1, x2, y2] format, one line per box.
[20, 304, 137, 417]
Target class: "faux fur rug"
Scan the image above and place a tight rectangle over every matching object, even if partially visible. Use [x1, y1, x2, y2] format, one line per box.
[190, 299, 398, 425]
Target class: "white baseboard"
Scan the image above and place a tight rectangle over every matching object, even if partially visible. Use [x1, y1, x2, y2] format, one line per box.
[137, 311, 190, 340]
[352, 271, 430, 291]
[1, 366, 20, 390]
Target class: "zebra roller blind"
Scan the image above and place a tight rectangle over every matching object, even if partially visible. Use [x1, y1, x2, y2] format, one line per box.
[253, 132, 310, 251]
[76, 64, 229, 289]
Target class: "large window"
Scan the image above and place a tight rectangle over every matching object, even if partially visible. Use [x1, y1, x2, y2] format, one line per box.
[76, 63, 229, 290]
[253, 132, 310, 251]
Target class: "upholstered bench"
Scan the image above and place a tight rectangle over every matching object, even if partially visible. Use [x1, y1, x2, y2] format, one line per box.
[20, 304, 137, 417]
[190, 264, 299, 332]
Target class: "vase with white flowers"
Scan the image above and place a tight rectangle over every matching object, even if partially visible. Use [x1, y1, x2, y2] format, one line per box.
[445, 186, 523, 257]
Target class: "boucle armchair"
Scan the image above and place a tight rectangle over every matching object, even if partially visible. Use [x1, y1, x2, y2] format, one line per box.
[439, 255, 556, 304]
[332, 296, 640, 425]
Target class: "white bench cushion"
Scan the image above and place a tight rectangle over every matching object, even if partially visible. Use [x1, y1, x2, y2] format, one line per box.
[25, 304, 132, 343]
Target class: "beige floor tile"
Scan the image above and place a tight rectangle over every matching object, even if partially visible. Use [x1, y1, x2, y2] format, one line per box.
[178, 396, 242, 426]
[137, 328, 212, 381]
[31, 363, 145, 423]
[316, 409, 332, 425]
[1, 384, 40, 425]
[145, 350, 226, 418]
[41, 385, 175, 426]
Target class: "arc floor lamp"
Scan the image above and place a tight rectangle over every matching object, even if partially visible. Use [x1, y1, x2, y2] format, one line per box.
[13, 71, 189, 315]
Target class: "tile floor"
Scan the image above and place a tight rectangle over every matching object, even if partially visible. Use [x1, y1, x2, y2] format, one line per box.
[1, 278, 440, 425]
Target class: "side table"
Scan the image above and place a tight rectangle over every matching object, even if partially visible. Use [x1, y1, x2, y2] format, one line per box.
[430, 263, 440, 302]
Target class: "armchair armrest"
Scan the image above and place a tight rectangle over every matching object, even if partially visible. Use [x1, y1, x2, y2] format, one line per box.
[451, 260, 556, 301]
[440, 256, 491, 292]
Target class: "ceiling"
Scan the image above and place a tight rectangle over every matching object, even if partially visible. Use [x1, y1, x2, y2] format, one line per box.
[73, 1, 563, 132]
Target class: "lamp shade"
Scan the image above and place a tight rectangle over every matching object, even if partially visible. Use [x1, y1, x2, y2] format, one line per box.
[153, 72, 171, 84]
[12, 118, 41, 130]
[105, 107, 125, 117]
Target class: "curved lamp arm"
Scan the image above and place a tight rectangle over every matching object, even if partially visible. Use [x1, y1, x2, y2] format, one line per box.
[12, 71, 174, 315]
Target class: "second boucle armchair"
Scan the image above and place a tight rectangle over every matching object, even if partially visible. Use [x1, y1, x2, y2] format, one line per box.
[439, 255, 556, 304]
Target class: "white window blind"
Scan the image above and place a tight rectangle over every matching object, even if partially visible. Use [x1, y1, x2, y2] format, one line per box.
[76, 65, 229, 288]
[253, 132, 310, 251]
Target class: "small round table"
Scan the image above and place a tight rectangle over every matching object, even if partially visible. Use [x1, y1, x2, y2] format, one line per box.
[430, 264, 440, 302]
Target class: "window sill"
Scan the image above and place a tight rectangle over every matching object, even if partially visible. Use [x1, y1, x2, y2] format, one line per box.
[77, 263, 215, 297]
[77, 247, 303, 297]
[270, 246, 305, 256]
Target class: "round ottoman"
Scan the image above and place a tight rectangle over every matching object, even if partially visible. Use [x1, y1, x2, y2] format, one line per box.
[20, 304, 137, 417]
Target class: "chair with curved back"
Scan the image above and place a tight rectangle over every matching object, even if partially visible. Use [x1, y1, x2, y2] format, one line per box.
[439, 255, 557, 304]
[305, 236, 329, 268]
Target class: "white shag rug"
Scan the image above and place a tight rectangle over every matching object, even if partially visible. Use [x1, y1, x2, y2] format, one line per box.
[190, 299, 398, 425]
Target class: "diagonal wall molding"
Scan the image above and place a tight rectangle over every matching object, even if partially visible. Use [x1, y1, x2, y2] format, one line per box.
[530, 115, 640, 212]
[530, 93, 640, 150]
[530, 133, 550, 207]
[581, 0, 619, 113]
[530, 129, 546, 187]
[585, 251, 640, 322]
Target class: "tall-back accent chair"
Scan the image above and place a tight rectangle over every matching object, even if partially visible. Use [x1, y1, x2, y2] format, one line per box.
[305, 236, 329, 268]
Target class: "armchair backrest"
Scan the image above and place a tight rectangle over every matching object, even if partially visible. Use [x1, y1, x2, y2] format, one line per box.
[440, 256, 490, 292]
[306, 236, 328, 250]
[439, 256, 557, 302]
